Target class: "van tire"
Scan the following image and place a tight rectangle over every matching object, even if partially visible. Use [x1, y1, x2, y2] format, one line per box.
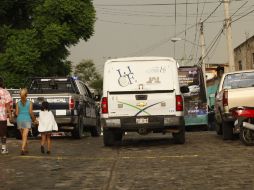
[172, 126, 185, 144]
[114, 130, 123, 141]
[103, 128, 115, 146]
[72, 117, 83, 139]
[222, 121, 233, 140]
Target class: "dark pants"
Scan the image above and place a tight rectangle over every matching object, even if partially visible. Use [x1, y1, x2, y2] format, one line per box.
[0, 120, 7, 137]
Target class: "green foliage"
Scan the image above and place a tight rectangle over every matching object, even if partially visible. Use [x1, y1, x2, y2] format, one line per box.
[74, 59, 103, 94]
[0, 0, 96, 88]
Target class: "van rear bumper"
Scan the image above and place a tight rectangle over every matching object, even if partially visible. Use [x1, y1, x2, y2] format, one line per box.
[101, 116, 184, 131]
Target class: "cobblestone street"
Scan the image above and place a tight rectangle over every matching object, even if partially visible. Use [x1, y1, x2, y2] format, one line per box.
[1, 131, 254, 190]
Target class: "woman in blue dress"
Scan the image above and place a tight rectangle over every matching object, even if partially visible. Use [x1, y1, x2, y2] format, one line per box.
[15, 88, 36, 155]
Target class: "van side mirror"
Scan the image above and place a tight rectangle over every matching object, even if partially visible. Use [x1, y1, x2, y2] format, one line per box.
[180, 86, 189, 93]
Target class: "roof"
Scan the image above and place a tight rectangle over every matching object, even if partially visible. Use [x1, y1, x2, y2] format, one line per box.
[234, 35, 254, 51]
[223, 69, 254, 75]
[105, 56, 176, 64]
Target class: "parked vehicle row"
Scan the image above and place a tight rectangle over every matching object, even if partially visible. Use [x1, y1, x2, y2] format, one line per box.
[9, 77, 101, 139]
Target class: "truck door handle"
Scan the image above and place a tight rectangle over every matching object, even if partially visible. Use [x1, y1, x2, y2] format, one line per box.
[135, 95, 148, 100]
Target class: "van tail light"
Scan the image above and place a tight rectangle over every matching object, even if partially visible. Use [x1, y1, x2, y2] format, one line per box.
[176, 95, 183, 111]
[101, 97, 108, 114]
[223, 90, 228, 106]
[69, 98, 75, 109]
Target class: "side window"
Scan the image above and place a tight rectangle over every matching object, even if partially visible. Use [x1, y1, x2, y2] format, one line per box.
[84, 85, 93, 99]
[79, 81, 89, 97]
[76, 81, 86, 95]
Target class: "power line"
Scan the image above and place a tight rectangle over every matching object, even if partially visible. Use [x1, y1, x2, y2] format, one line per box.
[231, 8, 254, 23]
[97, 18, 191, 27]
[95, 2, 219, 7]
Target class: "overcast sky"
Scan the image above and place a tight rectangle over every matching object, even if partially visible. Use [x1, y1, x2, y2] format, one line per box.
[68, 0, 254, 74]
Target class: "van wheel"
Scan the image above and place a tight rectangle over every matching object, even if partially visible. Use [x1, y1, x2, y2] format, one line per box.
[91, 118, 101, 137]
[222, 121, 233, 140]
[103, 128, 115, 146]
[72, 117, 83, 139]
[172, 126, 185, 144]
[114, 130, 123, 141]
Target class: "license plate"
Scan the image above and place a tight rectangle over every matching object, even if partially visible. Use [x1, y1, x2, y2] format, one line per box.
[136, 118, 148, 124]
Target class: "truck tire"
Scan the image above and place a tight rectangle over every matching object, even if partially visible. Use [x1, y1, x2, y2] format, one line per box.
[91, 118, 101, 137]
[14, 124, 22, 140]
[172, 126, 185, 144]
[72, 117, 84, 139]
[32, 126, 39, 137]
[103, 128, 115, 146]
[240, 127, 254, 146]
[222, 121, 233, 140]
[215, 121, 222, 135]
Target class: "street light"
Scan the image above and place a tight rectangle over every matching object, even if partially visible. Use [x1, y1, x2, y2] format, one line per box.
[171, 37, 182, 59]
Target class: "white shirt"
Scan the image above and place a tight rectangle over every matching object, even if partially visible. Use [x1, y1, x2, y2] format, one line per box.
[38, 110, 58, 132]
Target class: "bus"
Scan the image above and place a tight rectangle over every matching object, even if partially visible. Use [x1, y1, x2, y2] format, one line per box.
[178, 66, 208, 129]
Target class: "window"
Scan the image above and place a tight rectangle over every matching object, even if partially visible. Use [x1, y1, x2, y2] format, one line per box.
[238, 61, 242, 70]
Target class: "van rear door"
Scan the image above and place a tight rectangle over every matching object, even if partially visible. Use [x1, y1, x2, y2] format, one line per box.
[106, 59, 177, 117]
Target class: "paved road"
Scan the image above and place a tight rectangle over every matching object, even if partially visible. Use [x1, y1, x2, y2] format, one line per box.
[1, 131, 254, 190]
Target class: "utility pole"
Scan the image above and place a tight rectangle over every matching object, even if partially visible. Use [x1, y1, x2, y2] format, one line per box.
[223, 0, 235, 72]
[199, 21, 209, 106]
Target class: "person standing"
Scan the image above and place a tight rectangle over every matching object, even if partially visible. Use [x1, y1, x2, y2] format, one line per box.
[0, 77, 13, 154]
[37, 101, 58, 154]
[15, 88, 36, 155]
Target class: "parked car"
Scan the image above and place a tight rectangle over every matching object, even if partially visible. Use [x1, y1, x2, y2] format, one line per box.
[214, 70, 254, 140]
[100, 57, 189, 146]
[11, 77, 101, 139]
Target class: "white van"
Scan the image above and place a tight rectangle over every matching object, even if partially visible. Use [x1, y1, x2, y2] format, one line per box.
[100, 57, 189, 146]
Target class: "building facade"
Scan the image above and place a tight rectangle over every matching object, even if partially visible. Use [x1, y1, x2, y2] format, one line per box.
[234, 35, 254, 71]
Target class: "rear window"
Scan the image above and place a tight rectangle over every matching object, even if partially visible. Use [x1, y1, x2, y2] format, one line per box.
[27, 78, 76, 93]
[105, 60, 176, 92]
[223, 72, 254, 89]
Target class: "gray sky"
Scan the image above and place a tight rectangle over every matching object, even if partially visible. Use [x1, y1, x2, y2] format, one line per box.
[68, 0, 254, 74]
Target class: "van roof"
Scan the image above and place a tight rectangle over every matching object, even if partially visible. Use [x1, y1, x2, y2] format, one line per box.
[105, 57, 176, 64]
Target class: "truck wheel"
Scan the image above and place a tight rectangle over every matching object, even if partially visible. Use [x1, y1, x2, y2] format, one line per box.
[215, 121, 222, 135]
[32, 126, 39, 137]
[103, 128, 115, 146]
[222, 121, 233, 140]
[72, 117, 83, 139]
[14, 124, 22, 140]
[172, 126, 185, 144]
[90, 118, 101, 137]
[240, 127, 254, 146]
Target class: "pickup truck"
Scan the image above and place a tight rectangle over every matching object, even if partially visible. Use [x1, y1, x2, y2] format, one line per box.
[11, 77, 101, 139]
[214, 70, 254, 140]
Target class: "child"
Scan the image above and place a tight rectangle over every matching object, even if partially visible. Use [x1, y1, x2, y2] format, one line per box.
[37, 101, 58, 154]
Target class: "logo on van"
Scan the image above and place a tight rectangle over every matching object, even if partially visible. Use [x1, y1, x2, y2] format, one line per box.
[117, 66, 136, 87]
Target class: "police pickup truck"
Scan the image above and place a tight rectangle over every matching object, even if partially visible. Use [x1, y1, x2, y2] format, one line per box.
[11, 77, 101, 139]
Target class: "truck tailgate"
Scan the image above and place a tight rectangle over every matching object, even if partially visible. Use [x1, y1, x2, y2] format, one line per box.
[12, 94, 71, 112]
[228, 87, 254, 108]
[108, 91, 176, 117]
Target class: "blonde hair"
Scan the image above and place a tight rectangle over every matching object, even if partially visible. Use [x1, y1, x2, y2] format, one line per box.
[20, 88, 28, 100]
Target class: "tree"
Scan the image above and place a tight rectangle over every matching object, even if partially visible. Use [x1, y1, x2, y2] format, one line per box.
[0, 0, 96, 88]
[74, 59, 103, 95]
